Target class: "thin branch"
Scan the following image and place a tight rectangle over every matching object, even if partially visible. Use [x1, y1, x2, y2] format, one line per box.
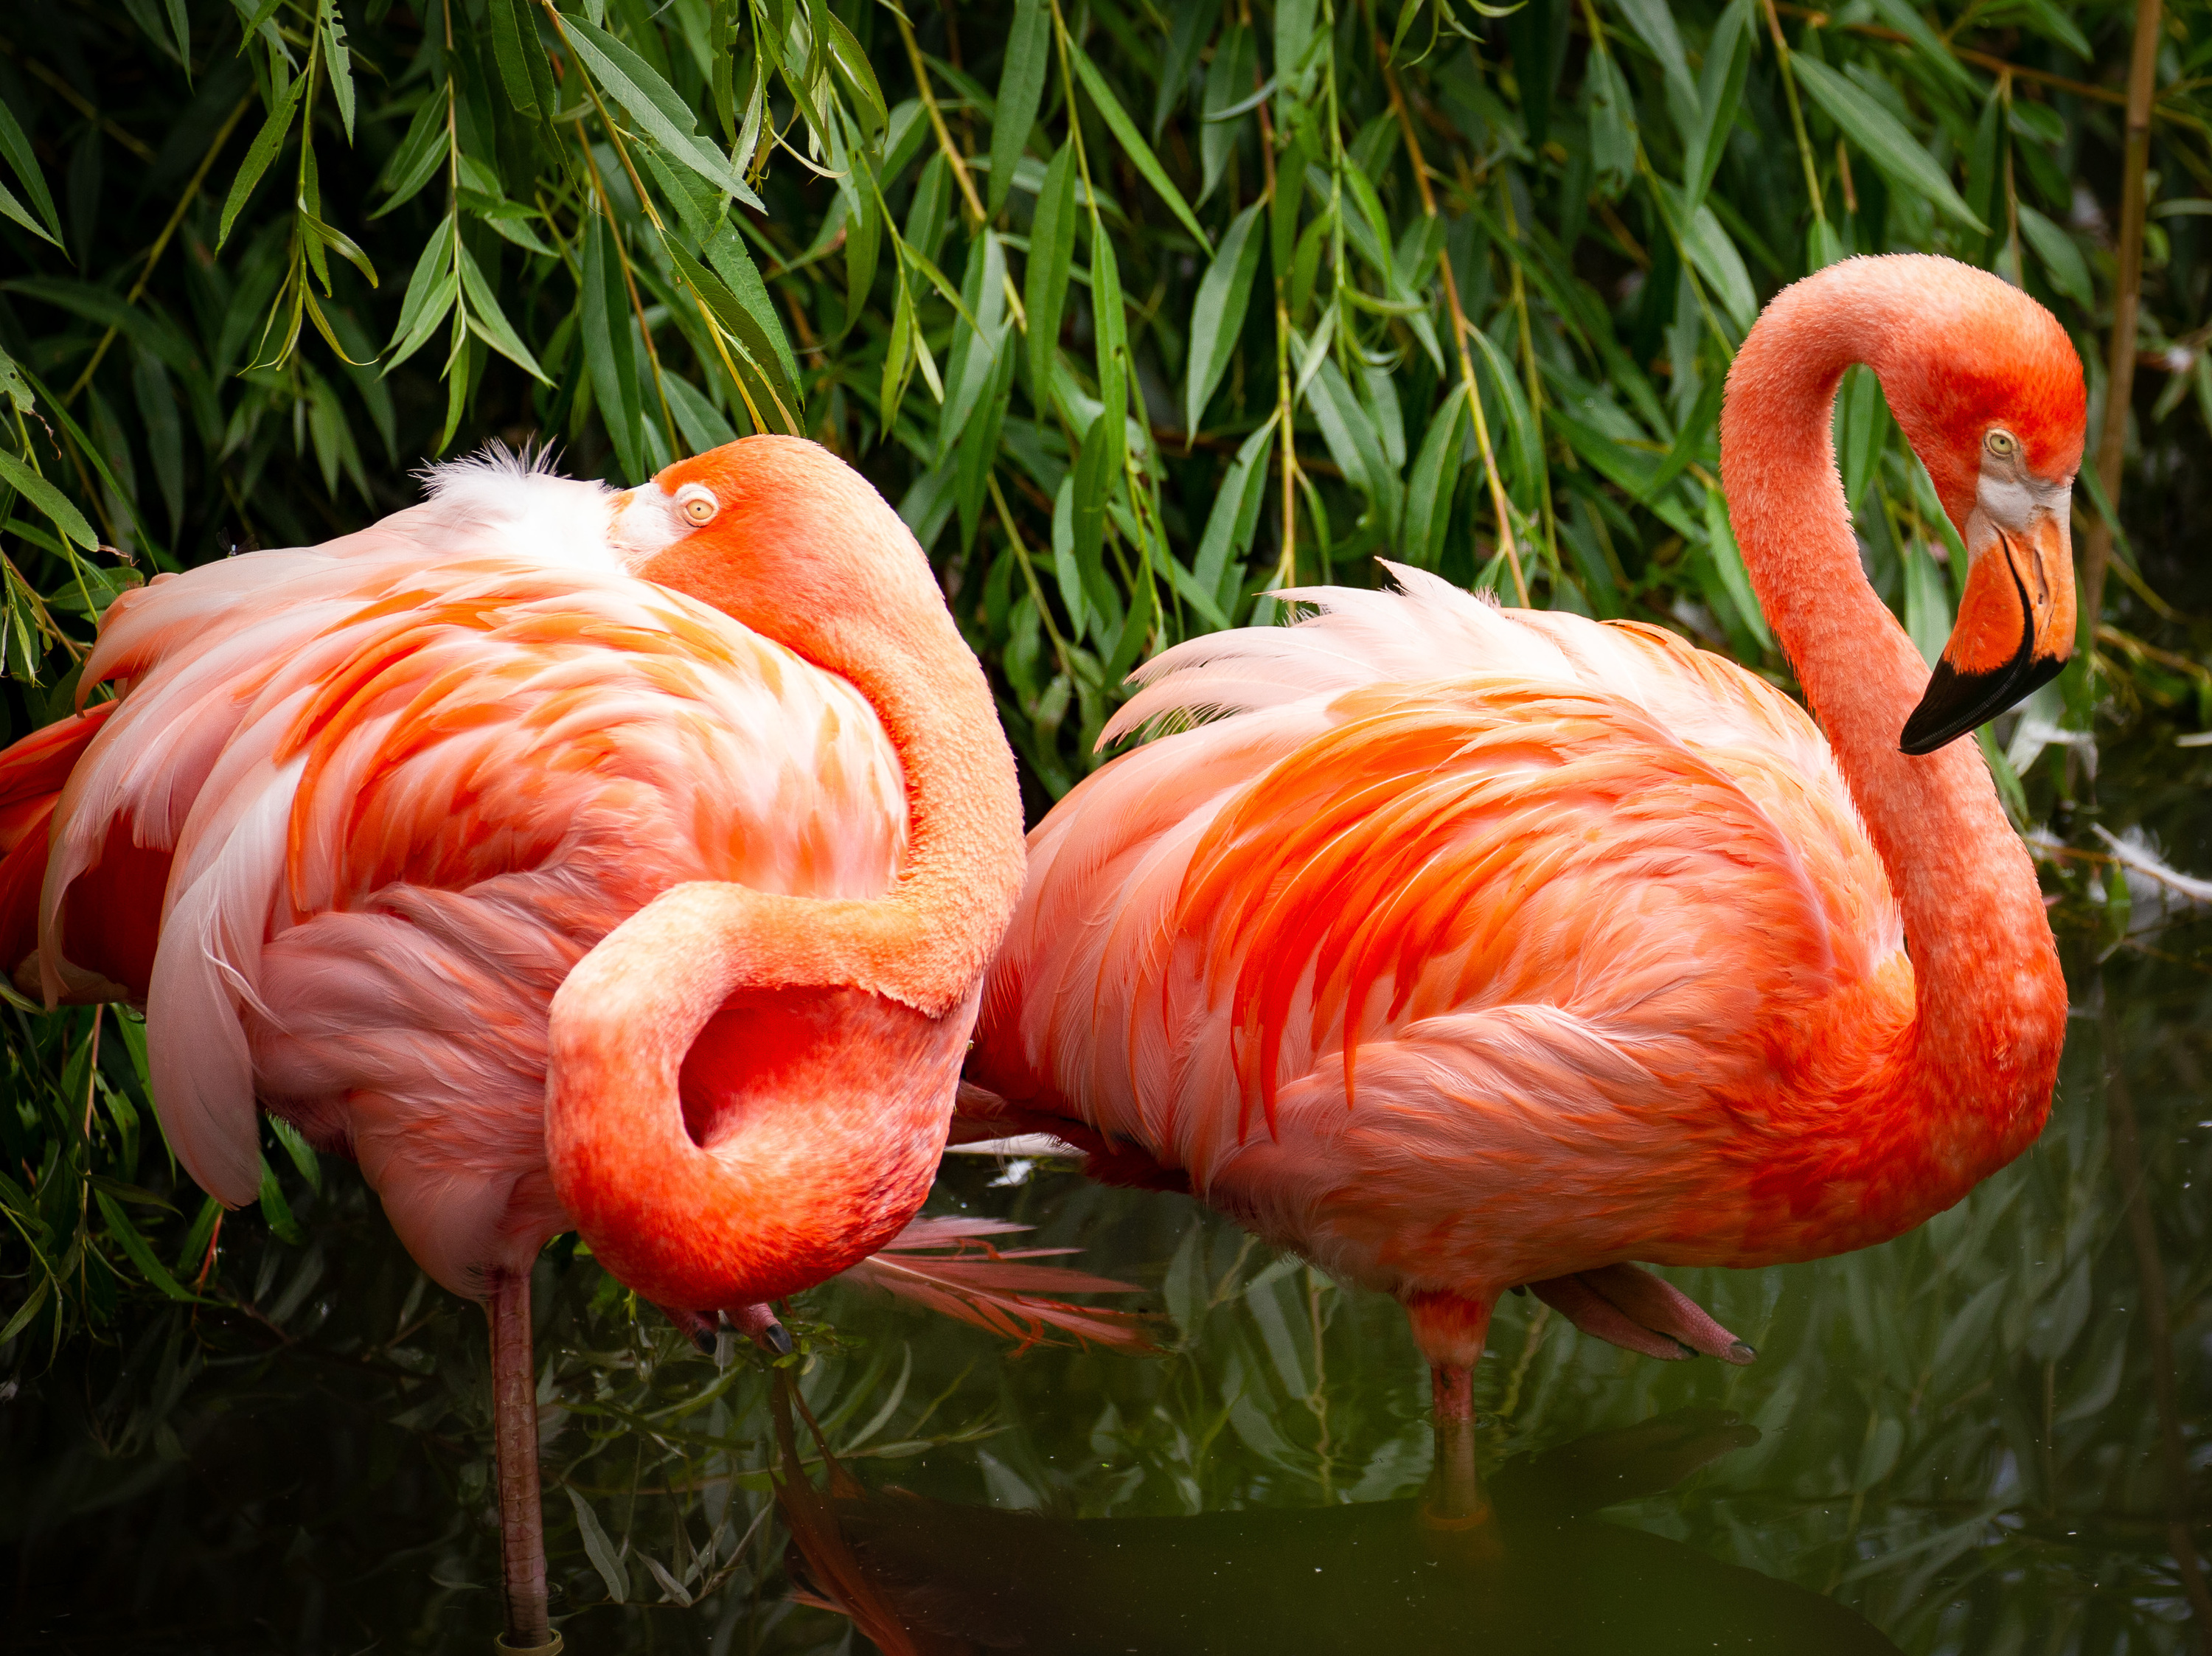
[2082, 0, 2164, 669]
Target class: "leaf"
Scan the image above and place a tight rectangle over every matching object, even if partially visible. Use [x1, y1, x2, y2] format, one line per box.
[582, 215, 645, 481]
[1672, 190, 1757, 334]
[0, 91, 62, 247]
[1865, 0, 1982, 102]
[131, 348, 184, 539]
[1200, 25, 1257, 204]
[1025, 143, 1077, 403]
[1703, 486, 1770, 650]
[488, 0, 546, 119]
[257, 1153, 304, 1246]
[1185, 201, 1264, 434]
[1402, 390, 1467, 570]
[456, 240, 552, 383]
[219, 74, 307, 248]
[1790, 55, 1987, 234]
[1683, 0, 1753, 215]
[96, 1192, 198, 1301]
[0, 450, 97, 549]
[814, 0, 886, 144]
[2017, 203, 2092, 308]
[1584, 47, 1635, 201]
[372, 94, 451, 218]
[1068, 48, 1211, 251]
[990, 0, 1050, 218]
[567, 1489, 630, 1604]
[561, 18, 761, 209]
[320, 0, 357, 140]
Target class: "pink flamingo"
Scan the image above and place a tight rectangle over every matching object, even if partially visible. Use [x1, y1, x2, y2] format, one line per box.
[961, 255, 2083, 1489]
[0, 437, 1049, 1647]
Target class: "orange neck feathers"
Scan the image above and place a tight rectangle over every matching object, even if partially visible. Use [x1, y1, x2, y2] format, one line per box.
[1719, 257, 2068, 1203]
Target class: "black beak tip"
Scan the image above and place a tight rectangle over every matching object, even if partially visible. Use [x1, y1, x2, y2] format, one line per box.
[1899, 652, 2065, 756]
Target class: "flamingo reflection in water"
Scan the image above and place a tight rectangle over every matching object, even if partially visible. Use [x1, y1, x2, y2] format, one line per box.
[775, 1398, 1900, 1655]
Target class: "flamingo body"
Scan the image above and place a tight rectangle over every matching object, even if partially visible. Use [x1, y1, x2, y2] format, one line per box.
[967, 255, 2082, 1382]
[971, 574, 1947, 1297]
[0, 453, 917, 1298]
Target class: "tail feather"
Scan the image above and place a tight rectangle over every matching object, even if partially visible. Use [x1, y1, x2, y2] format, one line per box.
[839, 1217, 1159, 1354]
[0, 708, 117, 991]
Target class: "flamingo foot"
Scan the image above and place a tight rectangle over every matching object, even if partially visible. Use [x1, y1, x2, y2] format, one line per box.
[486, 1271, 557, 1651]
[728, 1301, 796, 1355]
[1526, 1264, 1756, 1365]
[657, 1302, 719, 1354]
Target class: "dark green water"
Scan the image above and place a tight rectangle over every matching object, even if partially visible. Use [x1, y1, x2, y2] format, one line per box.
[4, 723, 2207, 1655]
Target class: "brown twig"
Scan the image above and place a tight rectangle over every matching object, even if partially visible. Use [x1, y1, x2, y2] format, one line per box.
[897, 10, 987, 229]
[2082, 0, 2165, 665]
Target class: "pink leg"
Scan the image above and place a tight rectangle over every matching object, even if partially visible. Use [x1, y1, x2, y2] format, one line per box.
[487, 1272, 554, 1650]
[1404, 1293, 1495, 1528]
[1528, 1264, 1756, 1365]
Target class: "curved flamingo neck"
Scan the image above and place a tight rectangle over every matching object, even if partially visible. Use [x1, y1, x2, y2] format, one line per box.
[543, 495, 1025, 1312]
[1719, 264, 2063, 1186]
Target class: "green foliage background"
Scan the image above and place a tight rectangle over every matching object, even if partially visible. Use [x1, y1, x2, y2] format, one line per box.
[1, 0, 2211, 1646]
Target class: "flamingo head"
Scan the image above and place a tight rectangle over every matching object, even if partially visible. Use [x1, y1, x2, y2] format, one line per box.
[607, 435, 943, 660]
[1874, 266, 2087, 755]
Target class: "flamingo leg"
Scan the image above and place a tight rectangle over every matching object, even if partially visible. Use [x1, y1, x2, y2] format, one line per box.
[1403, 1292, 1497, 1530]
[487, 1270, 554, 1650]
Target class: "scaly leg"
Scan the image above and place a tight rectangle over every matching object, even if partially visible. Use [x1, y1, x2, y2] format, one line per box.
[487, 1271, 553, 1650]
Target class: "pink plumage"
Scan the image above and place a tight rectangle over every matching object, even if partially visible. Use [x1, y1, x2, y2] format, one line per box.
[19, 450, 904, 1296]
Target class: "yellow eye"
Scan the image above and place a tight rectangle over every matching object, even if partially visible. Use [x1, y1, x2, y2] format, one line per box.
[681, 493, 719, 526]
[1984, 429, 2019, 459]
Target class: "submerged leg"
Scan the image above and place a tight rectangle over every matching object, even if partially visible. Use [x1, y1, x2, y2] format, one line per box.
[1528, 1264, 1757, 1365]
[1404, 1292, 1496, 1529]
[487, 1270, 554, 1650]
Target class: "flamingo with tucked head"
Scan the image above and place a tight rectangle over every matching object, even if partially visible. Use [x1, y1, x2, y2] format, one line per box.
[0, 437, 1042, 1647]
[961, 254, 2082, 1492]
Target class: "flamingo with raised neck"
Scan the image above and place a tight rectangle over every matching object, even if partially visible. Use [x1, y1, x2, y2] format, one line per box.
[961, 255, 2082, 1496]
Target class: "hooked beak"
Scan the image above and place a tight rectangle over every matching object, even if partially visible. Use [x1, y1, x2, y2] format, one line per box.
[1899, 503, 2074, 756]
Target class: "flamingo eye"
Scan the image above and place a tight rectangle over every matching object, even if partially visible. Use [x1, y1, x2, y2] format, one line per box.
[677, 487, 719, 526]
[1983, 429, 2019, 459]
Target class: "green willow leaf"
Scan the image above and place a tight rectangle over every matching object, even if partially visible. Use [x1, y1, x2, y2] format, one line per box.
[2017, 203, 2093, 307]
[489, 0, 546, 119]
[1791, 55, 1988, 234]
[990, 0, 1050, 218]
[1199, 24, 1256, 203]
[1683, 0, 1753, 214]
[582, 215, 645, 481]
[562, 18, 764, 210]
[1025, 143, 1078, 403]
[0, 92, 62, 246]
[218, 74, 307, 248]
[1185, 201, 1265, 435]
[1402, 390, 1466, 570]
[1068, 48, 1211, 251]
[0, 450, 97, 549]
